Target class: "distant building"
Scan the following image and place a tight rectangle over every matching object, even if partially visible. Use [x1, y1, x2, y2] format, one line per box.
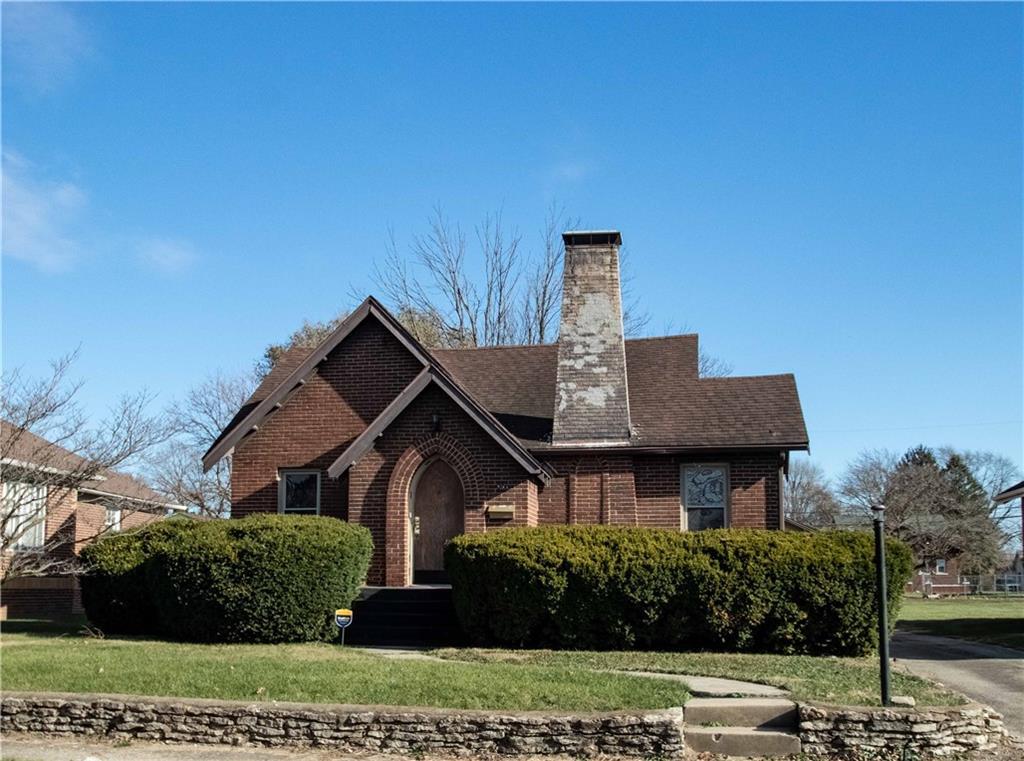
[1, 421, 183, 619]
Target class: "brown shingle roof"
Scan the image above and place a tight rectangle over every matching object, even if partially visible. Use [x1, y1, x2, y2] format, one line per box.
[229, 331, 806, 453]
[1, 420, 175, 506]
[435, 336, 806, 449]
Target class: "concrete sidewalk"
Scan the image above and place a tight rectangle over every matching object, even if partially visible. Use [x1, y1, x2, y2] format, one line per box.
[1, 736, 414, 761]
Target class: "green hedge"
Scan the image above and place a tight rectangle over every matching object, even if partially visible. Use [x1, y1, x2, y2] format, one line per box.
[80, 515, 372, 643]
[79, 519, 198, 635]
[445, 527, 912, 656]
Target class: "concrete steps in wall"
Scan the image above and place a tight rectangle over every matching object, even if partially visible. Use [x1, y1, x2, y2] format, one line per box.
[344, 586, 464, 647]
[683, 697, 801, 757]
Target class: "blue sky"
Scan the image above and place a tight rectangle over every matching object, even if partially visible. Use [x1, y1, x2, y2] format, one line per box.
[2, 2, 1021, 485]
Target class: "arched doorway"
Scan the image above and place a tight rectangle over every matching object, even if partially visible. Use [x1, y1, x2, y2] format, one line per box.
[410, 458, 464, 584]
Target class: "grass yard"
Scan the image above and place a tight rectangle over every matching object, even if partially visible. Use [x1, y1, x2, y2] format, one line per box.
[897, 595, 1024, 650]
[432, 648, 961, 707]
[0, 624, 686, 711]
[2, 620, 962, 710]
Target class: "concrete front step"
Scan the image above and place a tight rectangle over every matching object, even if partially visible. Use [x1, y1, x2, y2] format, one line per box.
[684, 697, 797, 729]
[684, 726, 801, 757]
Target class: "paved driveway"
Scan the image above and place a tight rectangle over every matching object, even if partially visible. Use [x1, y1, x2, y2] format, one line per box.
[892, 631, 1024, 738]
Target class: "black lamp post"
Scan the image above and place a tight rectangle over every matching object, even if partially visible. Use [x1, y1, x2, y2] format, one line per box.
[872, 503, 892, 706]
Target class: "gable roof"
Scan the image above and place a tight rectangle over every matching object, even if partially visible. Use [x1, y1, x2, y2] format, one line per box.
[208, 297, 807, 466]
[1, 420, 181, 508]
[202, 296, 434, 470]
[325, 367, 549, 482]
[203, 297, 549, 480]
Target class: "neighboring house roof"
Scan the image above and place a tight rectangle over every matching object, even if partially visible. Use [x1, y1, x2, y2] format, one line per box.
[203, 297, 549, 481]
[995, 479, 1024, 503]
[0, 420, 182, 509]
[784, 517, 817, 532]
[210, 307, 809, 462]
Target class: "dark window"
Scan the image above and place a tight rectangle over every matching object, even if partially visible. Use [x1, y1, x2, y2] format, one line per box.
[278, 470, 320, 515]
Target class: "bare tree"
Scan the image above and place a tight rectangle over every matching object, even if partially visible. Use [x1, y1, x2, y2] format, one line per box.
[147, 372, 254, 519]
[1, 352, 168, 580]
[837, 449, 897, 517]
[784, 458, 840, 527]
[698, 353, 734, 379]
[374, 204, 656, 348]
[256, 312, 350, 379]
[257, 204, 728, 374]
[937, 446, 1022, 525]
[838, 446, 1004, 572]
[521, 205, 571, 344]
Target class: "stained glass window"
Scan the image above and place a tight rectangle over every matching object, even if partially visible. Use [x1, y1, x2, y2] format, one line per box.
[682, 466, 727, 531]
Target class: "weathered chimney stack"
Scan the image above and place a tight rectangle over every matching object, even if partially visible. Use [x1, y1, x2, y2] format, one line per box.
[552, 230, 631, 445]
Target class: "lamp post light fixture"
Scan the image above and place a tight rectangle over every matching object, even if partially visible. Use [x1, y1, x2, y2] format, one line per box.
[871, 503, 892, 706]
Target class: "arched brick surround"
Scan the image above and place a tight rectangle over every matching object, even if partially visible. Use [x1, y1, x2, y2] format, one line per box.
[384, 433, 485, 586]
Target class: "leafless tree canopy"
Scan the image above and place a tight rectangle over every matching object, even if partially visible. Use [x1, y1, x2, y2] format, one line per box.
[783, 458, 840, 527]
[372, 204, 661, 349]
[837, 446, 1006, 572]
[146, 372, 254, 519]
[1, 352, 168, 580]
[255, 205, 729, 378]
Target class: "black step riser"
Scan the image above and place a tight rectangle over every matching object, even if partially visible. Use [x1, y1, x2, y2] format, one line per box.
[346, 586, 462, 646]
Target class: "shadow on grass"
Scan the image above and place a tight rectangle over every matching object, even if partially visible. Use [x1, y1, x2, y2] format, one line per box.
[2, 617, 88, 637]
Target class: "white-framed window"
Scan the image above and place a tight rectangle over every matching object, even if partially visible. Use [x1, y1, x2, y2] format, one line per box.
[681, 464, 729, 531]
[934, 558, 947, 574]
[104, 507, 123, 532]
[2, 481, 47, 550]
[277, 470, 320, 515]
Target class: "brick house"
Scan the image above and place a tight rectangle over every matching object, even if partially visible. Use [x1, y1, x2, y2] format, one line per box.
[1, 422, 182, 619]
[205, 231, 809, 586]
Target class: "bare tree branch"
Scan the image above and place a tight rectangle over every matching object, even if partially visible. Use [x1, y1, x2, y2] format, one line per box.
[2, 354, 169, 580]
[146, 372, 254, 519]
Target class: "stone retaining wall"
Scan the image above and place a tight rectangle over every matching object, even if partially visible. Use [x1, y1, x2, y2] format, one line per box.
[798, 702, 1006, 757]
[0, 692, 685, 757]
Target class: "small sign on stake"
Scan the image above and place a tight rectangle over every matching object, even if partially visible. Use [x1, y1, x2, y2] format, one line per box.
[334, 608, 353, 645]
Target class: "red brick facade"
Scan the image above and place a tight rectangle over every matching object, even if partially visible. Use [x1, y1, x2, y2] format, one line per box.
[1, 493, 161, 620]
[228, 313, 790, 587]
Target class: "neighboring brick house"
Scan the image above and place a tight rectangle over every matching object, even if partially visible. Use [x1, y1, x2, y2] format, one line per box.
[205, 230, 809, 586]
[905, 556, 967, 596]
[1, 422, 182, 619]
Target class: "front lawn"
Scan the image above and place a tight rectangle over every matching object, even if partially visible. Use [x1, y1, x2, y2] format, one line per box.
[433, 648, 962, 707]
[1, 622, 961, 710]
[0, 626, 686, 711]
[897, 596, 1024, 650]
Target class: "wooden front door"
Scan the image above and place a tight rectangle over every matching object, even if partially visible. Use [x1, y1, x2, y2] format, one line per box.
[411, 459, 464, 583]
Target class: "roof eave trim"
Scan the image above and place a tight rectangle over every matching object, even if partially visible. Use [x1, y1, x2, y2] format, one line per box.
[202, 298, 432, 472]
[77, 486, 187, 511]
[528, 441, 810, 455]
[994, 480, 1024, 503]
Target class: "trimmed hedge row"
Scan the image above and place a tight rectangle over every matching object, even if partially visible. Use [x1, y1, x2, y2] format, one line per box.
[80, 515, 372, 643]
[445, 527, 912, 656]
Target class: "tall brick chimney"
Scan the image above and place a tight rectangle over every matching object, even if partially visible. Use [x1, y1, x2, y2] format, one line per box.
[552, 230, 632, 445]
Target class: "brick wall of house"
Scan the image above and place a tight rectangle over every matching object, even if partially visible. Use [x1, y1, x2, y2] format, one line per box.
[728, 455, 783, 530]
[350, 384, 541, 586]
[230, 317, 423, 520]
[538, 454, 638, 526]
[538, 452, 783, 531]
[1, 487, 164, 620]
